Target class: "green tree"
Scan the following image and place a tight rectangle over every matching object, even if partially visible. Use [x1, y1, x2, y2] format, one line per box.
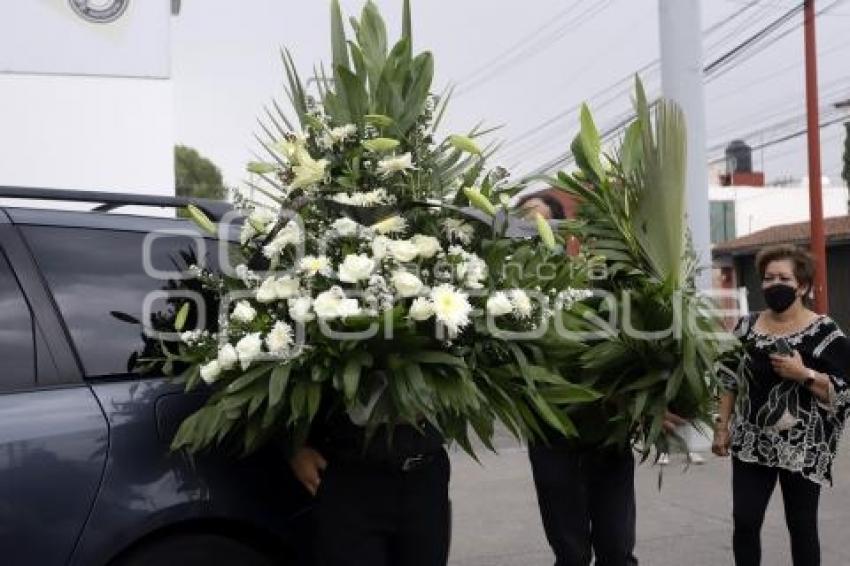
[175, 145, 227, 200]
[841, 122, 850, 187]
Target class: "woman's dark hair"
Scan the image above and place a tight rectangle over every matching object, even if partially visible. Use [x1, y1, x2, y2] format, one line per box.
[517, 193, 566, 220]
[755, 244, 815, 295]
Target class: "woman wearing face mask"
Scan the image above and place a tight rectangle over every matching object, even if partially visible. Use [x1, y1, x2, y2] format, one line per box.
[712, 244, 850, 566]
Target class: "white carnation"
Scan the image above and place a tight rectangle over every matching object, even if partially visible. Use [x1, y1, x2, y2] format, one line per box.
[200, 360, 221, 384]
[408, 297, 435, 321]
[486, 292, 514, 316]
[288, 296, 315, 323]
[337, 254, 377, 283]
[299, 255, 331, 277]
[389, 239, 419, 263]
[460, 255, 488, 289]
[217, 343, 238, 370]
[235, 332, 264, 370]
[336, 297, 361, 318]
[262, 221, 302, 259]
[430, 284, 472, 335]
[411, 234, 441, 259]
[274, 276, 301, 299]
[333, 217, 360, 237]
[372, 235, 391, 260]
[248, 208, 276, 232]
[392, 270, 424, 298]
[256, 277, 278, 303]
[231, 301, 257, 324]
[265, 321, 294, 356]
[313, 290, 340, 319]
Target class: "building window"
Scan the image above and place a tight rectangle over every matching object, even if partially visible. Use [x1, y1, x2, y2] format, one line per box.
[711, 201, 736, 244]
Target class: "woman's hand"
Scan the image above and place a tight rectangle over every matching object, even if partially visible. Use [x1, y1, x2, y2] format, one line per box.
[770, 350, 808, 382]
[712, 422, 731, 457]
[290, 446, 328, 496]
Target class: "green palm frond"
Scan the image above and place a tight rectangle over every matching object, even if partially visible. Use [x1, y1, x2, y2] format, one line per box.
[631, 78, 688, 287]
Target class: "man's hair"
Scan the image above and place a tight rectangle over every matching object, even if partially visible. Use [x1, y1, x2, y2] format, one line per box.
[755, 244, 815, 294]
[517, 193, 566, 220]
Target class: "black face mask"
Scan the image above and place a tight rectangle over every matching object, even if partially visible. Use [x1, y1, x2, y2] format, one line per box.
[763, 283, 798, 313]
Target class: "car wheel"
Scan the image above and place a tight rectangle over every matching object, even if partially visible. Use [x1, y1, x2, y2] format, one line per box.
[112, 533, 275, 566]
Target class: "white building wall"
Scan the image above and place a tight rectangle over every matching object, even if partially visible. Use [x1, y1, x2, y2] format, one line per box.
[709, 185, 849, 238]
[0, 0, 175, 196]
[0, 75, 174, 195]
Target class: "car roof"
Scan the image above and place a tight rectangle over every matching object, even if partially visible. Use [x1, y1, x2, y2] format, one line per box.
[2, 207, 242, 242]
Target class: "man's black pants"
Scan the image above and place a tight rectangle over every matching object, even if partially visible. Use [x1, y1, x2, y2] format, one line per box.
[529, 445, 638, 566]
[312, 449, 451, 566]
[732, 457, 821, 566]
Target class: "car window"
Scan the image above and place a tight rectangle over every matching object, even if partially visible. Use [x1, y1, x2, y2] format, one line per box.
[21, 226, 217, 378]
[0, 248, 35, 390]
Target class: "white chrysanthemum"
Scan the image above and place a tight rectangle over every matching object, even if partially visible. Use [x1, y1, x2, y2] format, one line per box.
[392, 270, 424, 298]
[443, 218, 475, 245]
[274, 276, 301, 299]
[217, 343, 238, 370]
[510, 290, 534, 318]
[231, 301, 257, 324]
[235, 332, 263, 371]
[389, 239, 419, 263]
[265, 321, 294, 356]
[377, 153, 414, 176]
[411, 234, 441, 259]
[332, 189, 393, 207]
[200, 360, 221, 384]
[430, 284, 472, 335]
[371, 215, 408, 235]
[299, 255, 331, 277]
[337, 254, 376, 283]
[332, 217, 360, 237]
[256, 277, 278, 303]
[408, 297, 435, 321]
[288, 296, 315, 323]
[486, 292, 514, 316]
[372, 235, 391, 260]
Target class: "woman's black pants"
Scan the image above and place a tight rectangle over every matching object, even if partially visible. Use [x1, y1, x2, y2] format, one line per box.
[732, 457, 821, 566]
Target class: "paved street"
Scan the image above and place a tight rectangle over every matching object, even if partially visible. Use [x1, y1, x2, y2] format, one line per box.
[448, 434, 850, 566]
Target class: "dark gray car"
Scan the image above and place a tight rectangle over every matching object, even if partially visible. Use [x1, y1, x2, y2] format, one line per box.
[0, 188, 312, 566]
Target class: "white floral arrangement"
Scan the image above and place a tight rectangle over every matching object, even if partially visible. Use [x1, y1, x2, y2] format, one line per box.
[150, 0, 602, 455]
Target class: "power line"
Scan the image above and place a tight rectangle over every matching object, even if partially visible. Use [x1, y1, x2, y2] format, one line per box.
[455, 0, 616, 98]
[522, 0, 846, 176]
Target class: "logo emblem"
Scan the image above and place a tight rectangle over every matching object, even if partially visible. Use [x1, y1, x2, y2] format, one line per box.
[69, 0, 130, 24]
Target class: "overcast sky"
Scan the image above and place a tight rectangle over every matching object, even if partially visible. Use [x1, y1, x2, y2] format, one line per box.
[172, 0, 850, 189]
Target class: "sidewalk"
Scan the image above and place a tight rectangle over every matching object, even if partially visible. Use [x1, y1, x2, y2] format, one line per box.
[448, 435, 850, 565]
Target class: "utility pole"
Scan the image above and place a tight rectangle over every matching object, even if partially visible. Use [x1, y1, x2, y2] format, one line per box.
[658, 0, 711, 291]
[804, 0, 828, 313]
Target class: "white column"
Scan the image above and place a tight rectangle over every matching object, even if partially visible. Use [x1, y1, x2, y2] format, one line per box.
[658, 0, 712, 290]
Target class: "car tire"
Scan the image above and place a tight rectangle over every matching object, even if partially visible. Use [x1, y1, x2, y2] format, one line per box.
[112, 533, 275, 566]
